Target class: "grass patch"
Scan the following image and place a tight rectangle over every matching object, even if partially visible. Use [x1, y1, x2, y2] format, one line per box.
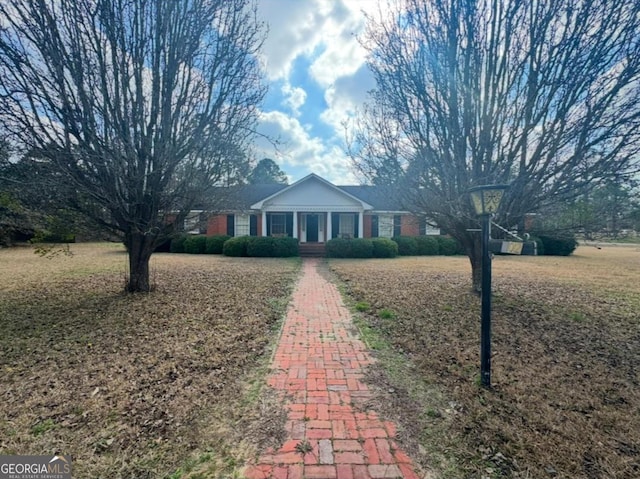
[355, 301, 371, 312]
[0, 244, 299, 478]
[329, 246, 640, 479]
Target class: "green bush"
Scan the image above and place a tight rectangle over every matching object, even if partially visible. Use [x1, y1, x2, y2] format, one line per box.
[31, 231, 76, 244]
[169, 235, 188, 253]
[538, 234, 577, 256]
[372, 238, 398, 258]
[350, 239, 373, 258]
[326, 238, 352, 258]
[437, 236, 461, 255]
[326, 238, 373, 258]
[415, 236, 439, 255]
[272, 237, 299, 257]
[392, 236, 418, 255]
[183, 235, 207, 254]
[206, 235, 230, 254]
[246, 236, 275, 257]
[223, 236, 250, 257]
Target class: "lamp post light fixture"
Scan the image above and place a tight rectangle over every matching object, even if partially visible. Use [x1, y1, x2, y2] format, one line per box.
[468, 184, 509, 388]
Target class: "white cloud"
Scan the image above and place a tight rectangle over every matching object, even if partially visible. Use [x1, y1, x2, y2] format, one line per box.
[254, 110, 357, 183]
[281, 83, 307, 116]
[320, 63, 376, 131]
[254, 1, 393, 184]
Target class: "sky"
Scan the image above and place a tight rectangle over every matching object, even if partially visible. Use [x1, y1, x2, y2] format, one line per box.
[253, 0, 385, 185]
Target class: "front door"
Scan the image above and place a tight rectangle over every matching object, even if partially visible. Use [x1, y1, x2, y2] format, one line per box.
[306, 214, 319, 242]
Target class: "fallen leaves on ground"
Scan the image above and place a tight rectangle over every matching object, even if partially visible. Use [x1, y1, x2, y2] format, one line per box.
[329, 246, 640, 479]
[0, 243, 298, 478]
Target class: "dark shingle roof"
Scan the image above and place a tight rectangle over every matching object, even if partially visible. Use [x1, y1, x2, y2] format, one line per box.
[337, 185, 408, 211]
[206, 182, 409, 212]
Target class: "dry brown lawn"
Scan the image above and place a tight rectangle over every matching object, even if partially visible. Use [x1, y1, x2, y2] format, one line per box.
[329, 245, 640, 479]
[0, 243, 299, 478]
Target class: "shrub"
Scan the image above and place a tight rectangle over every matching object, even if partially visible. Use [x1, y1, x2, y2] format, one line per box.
[415, 236, 439, 255]
[372, 238, 398, 258]
[223, 236, 249, 257]
[538, 234, 577, 256]
[326, 238, 352, 258]
[183, 235, 207, 254]
[272, 237, 299, 257]
[246, 236, 275, 257]
[169, 234, 188, 253]
[206, 235, 230, 254]
[350, 239, 373, 258]
[31, 231, 76, 244]
[326, 238, 374, 258]
[437, 236, 461, 255]
[392, 236, 418, 255]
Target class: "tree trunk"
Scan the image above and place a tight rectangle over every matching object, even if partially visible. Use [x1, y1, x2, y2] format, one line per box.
[469, 237, 483, 294]
[125, 231, 154, 292]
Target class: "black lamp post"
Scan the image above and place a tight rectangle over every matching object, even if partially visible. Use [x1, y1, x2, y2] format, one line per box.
[469, 184, 508, 388]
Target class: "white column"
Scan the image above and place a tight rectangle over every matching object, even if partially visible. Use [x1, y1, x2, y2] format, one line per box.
[292, 211, 298, 239]
[261, 212, 267, 237]
[358, 211, 364, 238]
[326, 212, 332, 240]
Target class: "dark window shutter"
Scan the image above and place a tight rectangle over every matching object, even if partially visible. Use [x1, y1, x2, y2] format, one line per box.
[266, 213, 271, 236]
[227, 214, 235, 236]
[250, 215, 257, 236]
[371, 215, 379, 238]
[419, 217, 426, 235]
[393, 215, 402, 237]
[286, 213, 293, 237]
[354, 213, 359, 238]
[332, 213, 339, 239]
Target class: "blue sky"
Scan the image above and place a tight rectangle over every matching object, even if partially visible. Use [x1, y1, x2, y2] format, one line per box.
[253, 0, 382, 184]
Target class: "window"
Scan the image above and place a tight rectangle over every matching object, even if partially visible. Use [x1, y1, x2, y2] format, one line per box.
[377, 214, 394, 238]
[184, 213, 200, 233]
[236, 214, 250, 236]
[393, 215, 402, 237]
[270, 213, 286, 235]
[339, 213, 355, 238]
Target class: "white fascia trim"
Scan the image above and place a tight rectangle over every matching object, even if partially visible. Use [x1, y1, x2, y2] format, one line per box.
[250, 173, 373, 210]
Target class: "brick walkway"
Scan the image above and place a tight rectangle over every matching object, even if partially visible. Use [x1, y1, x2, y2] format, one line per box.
[243, 259, 421, 479]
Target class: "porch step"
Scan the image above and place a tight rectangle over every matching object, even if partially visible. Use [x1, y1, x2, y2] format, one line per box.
[299, 243, 326, 257]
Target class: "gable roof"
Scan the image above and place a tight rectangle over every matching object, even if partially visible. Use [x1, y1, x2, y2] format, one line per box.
[250, 173, 373, 210]
[206, 174, 410, 212]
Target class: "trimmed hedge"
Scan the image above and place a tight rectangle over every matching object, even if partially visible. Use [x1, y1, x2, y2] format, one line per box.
[272, 237, 299, 257]
[415, 236, 439, 255]
[326, 238, 374, 258]
[350, 239, 373, 258]
[538, 234, 577, 256]
[223, 236, 299, 257]
[206, 235, 230, 254]
[392, 236, 418, 255]
[372, 238, 398, 258]
[169, 234, 188, 253]
[184, 235, 207, 254]
[223, 236, 250, 257]
[437, 236, 460, 255]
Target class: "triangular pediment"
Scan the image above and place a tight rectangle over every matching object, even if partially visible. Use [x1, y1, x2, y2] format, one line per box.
[251, 174, 372, 211]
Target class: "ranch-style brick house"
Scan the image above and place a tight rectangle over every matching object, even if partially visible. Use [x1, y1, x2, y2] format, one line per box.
[185, 173, 440, 254]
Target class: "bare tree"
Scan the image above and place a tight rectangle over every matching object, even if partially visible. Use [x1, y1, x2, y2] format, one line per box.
[0, 0, 266, 291]
[348, 0, 640, 291]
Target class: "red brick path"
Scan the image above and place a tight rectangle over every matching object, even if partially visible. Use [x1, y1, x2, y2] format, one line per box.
[244, 259, 421, 479]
